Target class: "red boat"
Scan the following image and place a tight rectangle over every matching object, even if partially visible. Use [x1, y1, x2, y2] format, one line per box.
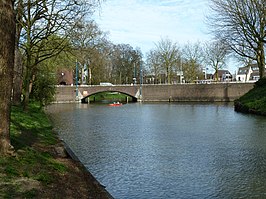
[109, 102, 122, 106]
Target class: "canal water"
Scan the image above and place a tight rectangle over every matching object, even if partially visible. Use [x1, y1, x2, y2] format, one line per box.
[47, 103, 266, 199]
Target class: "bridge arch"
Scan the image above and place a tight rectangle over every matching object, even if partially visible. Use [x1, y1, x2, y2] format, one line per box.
[81, 90, 138, 103]
[78, 86, 140, 103]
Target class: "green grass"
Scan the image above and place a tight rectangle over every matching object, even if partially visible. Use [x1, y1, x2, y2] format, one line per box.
[10, 103, 57, 147]
[0, 101, 67, 197]
[235, 78, 266, 115]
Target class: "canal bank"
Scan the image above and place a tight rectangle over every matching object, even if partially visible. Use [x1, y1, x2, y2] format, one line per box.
[234, 78, 266, 116]
[0, 103, 113, 198]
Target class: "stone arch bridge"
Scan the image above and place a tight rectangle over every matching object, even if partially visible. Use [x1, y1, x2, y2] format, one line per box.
[55, 85, 141, 103]
[54, 83, 254, 103]
[80, 85, 140, 102]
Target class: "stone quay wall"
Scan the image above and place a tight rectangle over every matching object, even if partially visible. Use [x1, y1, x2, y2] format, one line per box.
[54, 83, 254, 103]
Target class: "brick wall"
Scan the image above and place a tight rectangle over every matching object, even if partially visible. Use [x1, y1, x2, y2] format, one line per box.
[54, 83, 254, 103]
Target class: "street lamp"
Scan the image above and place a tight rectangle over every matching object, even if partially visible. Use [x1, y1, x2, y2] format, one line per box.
[179, 58, 183, 84]
[133, 63, 137, 85]
[139, 62, 143, 100]
[75, 60, 79, 100]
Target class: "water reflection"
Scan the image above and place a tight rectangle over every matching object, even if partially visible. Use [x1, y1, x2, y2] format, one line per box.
[47, 103, 266, 199]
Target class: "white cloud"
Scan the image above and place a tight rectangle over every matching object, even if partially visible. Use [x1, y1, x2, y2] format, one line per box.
[93, 0, 211, 54]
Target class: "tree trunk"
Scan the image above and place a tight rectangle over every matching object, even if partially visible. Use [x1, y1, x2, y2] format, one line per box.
[13, 0, 23, 106]
[0, 0, 15, 156]
[23, 67, 32, 111]
[257, 42, 265, 78]
[13, 47, 23, 106]
[216, 69, 219, 81]
[167, 66, 170, 84]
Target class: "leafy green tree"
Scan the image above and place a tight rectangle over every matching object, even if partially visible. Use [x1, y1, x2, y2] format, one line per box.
[29, 36, 76, 106]
[16, 0, 99, 111]
[31, 65, 57, 108]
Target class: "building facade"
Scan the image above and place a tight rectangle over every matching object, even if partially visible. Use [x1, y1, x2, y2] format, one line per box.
[57, 69, 74, 85]
[236, 64, 264, 82]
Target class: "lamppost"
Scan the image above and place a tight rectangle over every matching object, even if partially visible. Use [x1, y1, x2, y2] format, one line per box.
[139, 62, 143, 101]
[75, 60, 79, 100]
[133, 63, 136, 85]
[179, 59, 183, 84]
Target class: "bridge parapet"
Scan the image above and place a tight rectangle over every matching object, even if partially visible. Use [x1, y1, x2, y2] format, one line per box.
[79, 85, 140, 99]
[54, 83, 254, 103]
[54, 85, 141, 103]
[141, 83, 254, 102]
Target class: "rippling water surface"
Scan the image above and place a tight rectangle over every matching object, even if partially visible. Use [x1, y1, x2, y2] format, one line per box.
[47, 103, 266, 199]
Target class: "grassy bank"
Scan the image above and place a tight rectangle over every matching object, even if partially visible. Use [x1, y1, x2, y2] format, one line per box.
[235, 78, 266, 115]
[0, 102, 112, 198]
[89, 92, 133, 102]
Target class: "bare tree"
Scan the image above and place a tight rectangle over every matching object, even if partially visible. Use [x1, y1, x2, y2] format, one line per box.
[0, 0, 16, 155]
[111, 44, 142, 85]
[146, 49, 163, 84]
[204, 40, 229, 81]
[70, 20, 108, 85]
[155, 38, 181, 84]
[208, 0, 266, 78]
[182, 41, 204, 83]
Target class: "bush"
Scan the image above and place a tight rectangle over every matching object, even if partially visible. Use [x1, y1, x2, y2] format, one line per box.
[255, 77, 266, 87]
[31, 69, 56, 108]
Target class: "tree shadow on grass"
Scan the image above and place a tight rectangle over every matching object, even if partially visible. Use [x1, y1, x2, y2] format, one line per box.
[11, 120, 39, 150]
[11, 109, 57, 151]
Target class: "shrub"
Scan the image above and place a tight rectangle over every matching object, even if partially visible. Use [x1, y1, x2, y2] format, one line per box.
[31, 69, 56, 108]
[255, 77, 266, 88]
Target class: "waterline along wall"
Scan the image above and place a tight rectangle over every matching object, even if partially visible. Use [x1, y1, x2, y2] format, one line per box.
[54, 83, 254, 103]
[142, 83, 254, 102]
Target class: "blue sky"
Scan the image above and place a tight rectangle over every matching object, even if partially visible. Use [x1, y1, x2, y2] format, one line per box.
[93, 0, 239, 72]
[93, 0, 211, 54]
